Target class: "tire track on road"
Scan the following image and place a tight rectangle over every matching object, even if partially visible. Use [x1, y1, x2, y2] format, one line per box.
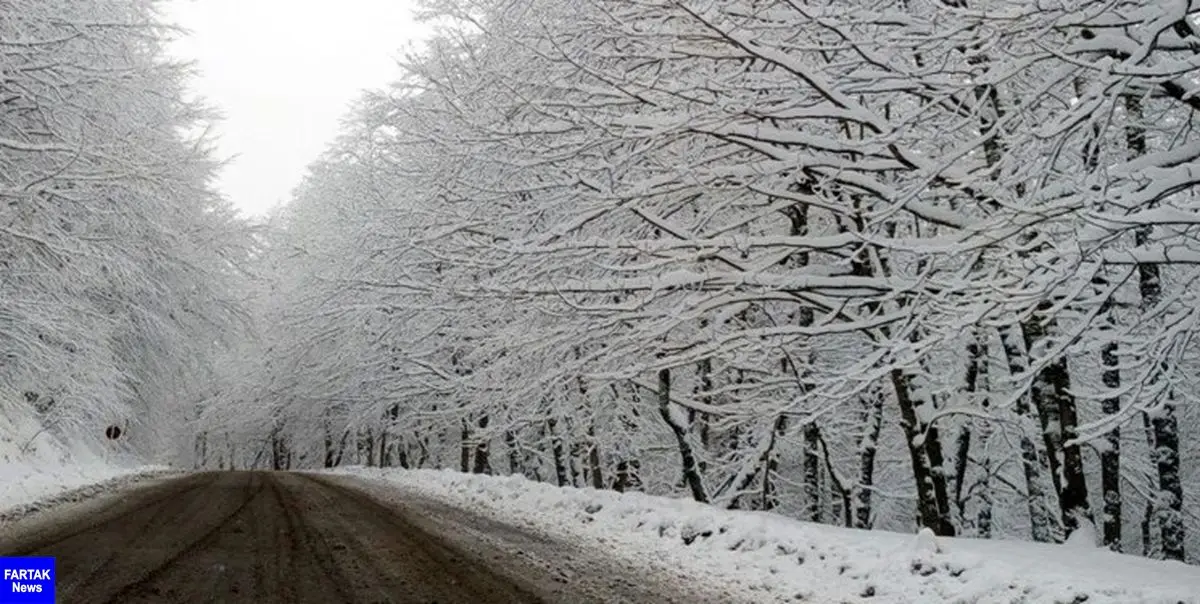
[100, 473, 267, 603]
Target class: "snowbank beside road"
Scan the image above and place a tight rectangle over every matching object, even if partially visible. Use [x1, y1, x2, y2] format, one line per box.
[329, 467, 1200, 604]
[0, 462, 173, 522]
[0, 408, 172, 520]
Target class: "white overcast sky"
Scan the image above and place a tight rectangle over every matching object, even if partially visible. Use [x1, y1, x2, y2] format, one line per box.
[162, 0, 428, 217]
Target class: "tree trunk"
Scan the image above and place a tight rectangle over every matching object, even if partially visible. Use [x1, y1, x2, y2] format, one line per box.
[1022, 308, 1092, 536]
[196, 431, 208, 470]
[854, 388, 884, 529]
[1153, 394, 1184, 560]
[415, 433, 429, 468]
[397, 439, 410, 469]
[587, 426, 604, 489]
[959, 330, 993, 538]
[953, 427, 971, 528]
[890, 368, 951, 535]
[568, 440, 583, 487]
[230, 435, 239, 471]
[472, 414, 492, 474]
[460, 420, 471, 473]
[378, 425, 389, 468]
[924, 422, 955, 536]
[998, 325, 1057, 542]
[332, 428, 350, 467]
[976, 429, 993, 539]
[547, 417, 570, 487]
[658, 367, 708, 503]
[803, 421, 821, 522]
[380, 403, 399, 469]
[364, 427, 376, 467]
[614, 459, 642, 492]
[760, 415, 786, 511]
[271, 430, 282, 471]
[1099, 303, 1122, 550]
[692, 355, 712, 474]
[695, 357, 712, 450]
[1142, 411, 1157, 557]
[505, 430, 522, 476]
[1136, 229, 1186, 561]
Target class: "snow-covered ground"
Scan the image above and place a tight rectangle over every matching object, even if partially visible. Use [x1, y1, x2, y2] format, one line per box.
[0, 407, 171, 519]
[329, 467, 1200, 604]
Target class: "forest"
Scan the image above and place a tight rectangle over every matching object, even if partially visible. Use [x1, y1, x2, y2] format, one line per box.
[0, 2, 249, 471]
[7, 0, 1200, 566]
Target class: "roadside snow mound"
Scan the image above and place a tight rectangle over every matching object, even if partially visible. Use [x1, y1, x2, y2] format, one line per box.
[0, 406, 170, 518]
[330, 467, 1200, 604]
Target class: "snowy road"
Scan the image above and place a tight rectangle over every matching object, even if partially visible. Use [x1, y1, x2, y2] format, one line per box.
[0, 471, 715, 603]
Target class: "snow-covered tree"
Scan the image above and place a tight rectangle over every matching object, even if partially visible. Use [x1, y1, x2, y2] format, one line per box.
[233, 0, 1200, 564]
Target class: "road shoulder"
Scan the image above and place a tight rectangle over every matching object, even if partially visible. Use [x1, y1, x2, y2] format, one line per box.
[312, 472, 754, 603]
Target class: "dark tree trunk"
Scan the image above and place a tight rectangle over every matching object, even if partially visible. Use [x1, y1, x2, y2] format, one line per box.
[380, 403, 399, 469]
[690, 346, 712, 474]
[460, 420, 471, 473]
[505, 430, 522, 476]
[761, 415, 786, 511]
[230, 436, 239, 471]
[1143, 498, 1155, 558]
[415, 434, 429, 468]
[854, 388, 884, 529]
[364, 428, 376, 467]
[1022, 308, 1092, 536]
[1137, 228, 1186, 561]
[610, 384, 644, 492]
[910, 351, 956, 537]
[694, 356, 713, 451]
[959, 330, 993, 537]
[397, 440, 410, 469]
[196, 432, 208, 470]
[803, 421, 821, 522]
[1141, 413, 1158, 557]
[568, 440, 583, 487]
[998, 325, 1057, 541]
[332, 428, 350, 467]
[587, 426, 604, 489]
[588, 443, 604, 490]
[322, 422, 334, 468]
[924, 423, 955, 536]
[571, 357, 592, 486]
[1099, 307, 1122, 550]
[614, 460, 642, 492]
[378, 421, 389, 469]
[953, 427, 971, 527]
[547, 417, 570, 487]
[657, 367, 708, 503]
[1153, 395, 1184, 560]
[271, 430, 282, 471]
[472, 415, 492, 474]
[890, 369, 951, 535]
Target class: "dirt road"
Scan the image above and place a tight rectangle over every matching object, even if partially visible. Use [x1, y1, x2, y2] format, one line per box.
[0, 471, 719, 603]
